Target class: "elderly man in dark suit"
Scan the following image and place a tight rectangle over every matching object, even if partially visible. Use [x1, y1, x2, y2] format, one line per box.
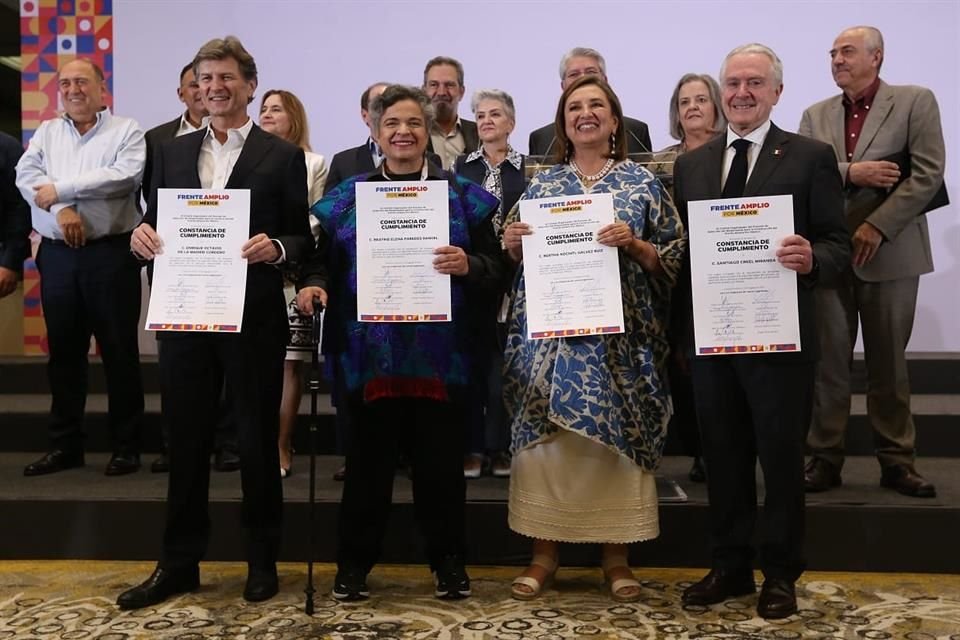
[673, 43, 849, 619]
[118, 35, 311, 609]
[0, 132, 31, 300]
[799, 26, 946, 499]
[528, 47, 651, 158]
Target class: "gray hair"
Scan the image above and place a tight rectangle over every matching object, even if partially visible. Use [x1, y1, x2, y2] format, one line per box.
[558, 47, 606, 80]
[668, 73, 727, 141]
[368, 84, 435, 136]
[720, 43, 783, 86]
[470, 89, 516, 122]
[844, 25, 885, 70]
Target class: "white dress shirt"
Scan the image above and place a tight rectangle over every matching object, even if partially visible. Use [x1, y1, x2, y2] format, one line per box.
[15, 109, 146, 240]
[197, 118, 287, 263]
[721, 120, 772, 188]
[198, 117, 253, 190]
[175, 112, 209, 138]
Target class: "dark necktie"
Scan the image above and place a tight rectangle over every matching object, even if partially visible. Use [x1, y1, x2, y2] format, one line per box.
[722, 138, 751, 198]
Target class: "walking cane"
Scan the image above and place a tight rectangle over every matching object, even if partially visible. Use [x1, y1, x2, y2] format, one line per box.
[304, 295, 324, 615]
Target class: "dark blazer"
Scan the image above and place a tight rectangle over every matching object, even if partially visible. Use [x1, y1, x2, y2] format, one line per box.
[672, 123, 850, 362]
[142, 116, 182, 199]
[324, 141, 444, 196]
[143, 124, 311, 335]
[453, 152, 526, 216]
[0, 132, 31, 273]
[324, 142, 377, 197]
[528, 116, 652, 158]
[426, 118, 480, 158]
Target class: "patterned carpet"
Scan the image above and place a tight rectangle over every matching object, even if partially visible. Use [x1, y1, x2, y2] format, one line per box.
[1, 561, 959, 639]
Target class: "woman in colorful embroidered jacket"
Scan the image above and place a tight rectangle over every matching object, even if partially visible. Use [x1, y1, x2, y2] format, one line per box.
[501, 75, 685, 602]
[296, 85, 502, 603]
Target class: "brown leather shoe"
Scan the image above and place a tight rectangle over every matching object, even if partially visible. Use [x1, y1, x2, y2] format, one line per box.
[804, 457, 841, 492]
[757, 578, 797, 619]
[880, 464, 936, 498]
[681, 568, 755, 605]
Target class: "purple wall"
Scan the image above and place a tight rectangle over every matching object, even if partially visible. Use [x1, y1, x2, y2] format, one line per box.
[113, 0, 959, 350]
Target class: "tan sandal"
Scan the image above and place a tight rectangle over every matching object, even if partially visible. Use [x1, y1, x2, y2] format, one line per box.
[602, 553, 642, 603]
[510, 554, 559, 600]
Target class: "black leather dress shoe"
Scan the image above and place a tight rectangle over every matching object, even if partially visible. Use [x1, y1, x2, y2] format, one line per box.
[682, 568, 756, 605]
[757, 577, 797, 619]
[243, 568, 279, 602]
[804, 457, 841, 492]
[116, 566, 199, 610]
[151, 453, 170, 473]
[881, 464, 937, 498]
[23, 450, 85, 476]
[105, 452, 141, 476]
[688, 457, 706, 483]
[214, 449, 241, 472]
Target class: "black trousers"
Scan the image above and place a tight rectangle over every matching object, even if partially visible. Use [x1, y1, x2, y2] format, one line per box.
[667, 359, 702, 458]
[338, 391, 467, 573]
[691, 355, 814, 582]
[36, 235, 143, 454]
[156, 340, 238, 456]
[158, 329, 286, 570]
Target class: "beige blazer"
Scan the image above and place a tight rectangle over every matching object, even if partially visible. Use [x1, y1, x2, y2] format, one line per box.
[799, 81, 946, 282]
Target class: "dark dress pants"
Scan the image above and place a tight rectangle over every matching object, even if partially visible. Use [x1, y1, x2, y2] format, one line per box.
[338, 391, 467, 573]
[36, 236, 144, 454]
[691, 354, 814, 582]
[158, 328, 286, 571]
[156, 339, 238, 457]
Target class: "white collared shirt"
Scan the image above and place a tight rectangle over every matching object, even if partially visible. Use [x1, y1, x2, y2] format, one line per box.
[175, 112, 209, 138]
[196, 118, 287, 263]
[721, 120, 772, 187]
[15, 109, 146, 240]
[198, 117, 253, 189]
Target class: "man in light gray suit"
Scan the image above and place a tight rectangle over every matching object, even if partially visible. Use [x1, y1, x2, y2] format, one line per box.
[799, 25, 946, 498]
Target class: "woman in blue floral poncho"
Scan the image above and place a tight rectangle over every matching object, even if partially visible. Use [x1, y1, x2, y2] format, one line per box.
[502, 76, 685, 602]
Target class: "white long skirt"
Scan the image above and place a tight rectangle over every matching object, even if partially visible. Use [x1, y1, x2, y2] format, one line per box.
[508, 430, 659, 543]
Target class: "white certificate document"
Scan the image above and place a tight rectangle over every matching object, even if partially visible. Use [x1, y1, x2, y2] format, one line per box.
[146, 189, 250, 332]
[688, 194, 801, 355]
[519, 193, 624, 339]
[355, 181, 450, 322]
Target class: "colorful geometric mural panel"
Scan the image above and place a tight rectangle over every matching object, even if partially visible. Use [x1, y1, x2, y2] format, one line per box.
[19, 0, 114, 355]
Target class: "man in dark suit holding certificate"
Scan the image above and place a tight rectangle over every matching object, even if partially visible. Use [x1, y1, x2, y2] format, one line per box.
[799, 26, 946, 498]
[118, 35, 311, 609]
[672, 43, 848, 619]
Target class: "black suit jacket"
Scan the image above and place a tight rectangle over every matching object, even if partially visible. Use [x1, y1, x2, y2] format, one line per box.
[143, 124, 311, 335]
[0, 132, 31, 273]
[426, 118, 480, 159]
[142, 116, 183, 199]
[528, 116, 652, 158]
[324, 141, 445, 196]
[453, 152, 526, 216]
[324, 142, 377, 197]
[672, 123, 850, 362]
